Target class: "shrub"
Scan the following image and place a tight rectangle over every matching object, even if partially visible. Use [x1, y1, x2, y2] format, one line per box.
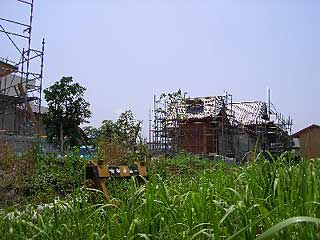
[0, 142, 36, 206]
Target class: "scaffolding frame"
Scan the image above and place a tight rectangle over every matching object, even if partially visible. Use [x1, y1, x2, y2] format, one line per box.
[149, 91, 293, 160]
[150, 92, 236, 157]
[231, 99, 293, 155]
[0, 0, 44, 135]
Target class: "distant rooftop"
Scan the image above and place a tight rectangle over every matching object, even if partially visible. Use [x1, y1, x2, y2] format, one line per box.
[230, 101, 269, 125]
[162, 93, 291, 133]
[292, 124, 320, 138]
[168, 96, 269, 125]
[179, 96, 225, 120]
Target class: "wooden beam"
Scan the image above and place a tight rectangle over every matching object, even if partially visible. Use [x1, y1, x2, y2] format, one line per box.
[17, 83, 44, 136]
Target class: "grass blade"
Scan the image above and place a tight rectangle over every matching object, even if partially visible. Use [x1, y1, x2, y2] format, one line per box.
[256, 216, 320, 240]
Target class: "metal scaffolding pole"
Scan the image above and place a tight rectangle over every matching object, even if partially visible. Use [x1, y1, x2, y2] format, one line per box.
[0, 0, 44, 135]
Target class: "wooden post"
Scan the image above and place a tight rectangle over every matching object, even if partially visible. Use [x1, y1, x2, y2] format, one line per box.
[96, 178, 110, 200]
[17, 83, 44, 136]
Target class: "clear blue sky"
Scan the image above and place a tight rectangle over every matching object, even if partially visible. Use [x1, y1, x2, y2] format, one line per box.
[1, 0, 319, 136]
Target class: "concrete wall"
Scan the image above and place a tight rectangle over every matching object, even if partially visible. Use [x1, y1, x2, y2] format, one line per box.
[0, 105, 24, 132]
[0, 104, 46, 135]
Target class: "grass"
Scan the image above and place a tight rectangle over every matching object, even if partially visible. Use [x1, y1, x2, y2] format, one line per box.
[1, 152, 320, 239]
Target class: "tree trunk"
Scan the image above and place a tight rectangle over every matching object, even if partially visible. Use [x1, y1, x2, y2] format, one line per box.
[60, 122, 64, 155]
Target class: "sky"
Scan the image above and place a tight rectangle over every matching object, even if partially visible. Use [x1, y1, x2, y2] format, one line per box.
[1, 0, 319, 137]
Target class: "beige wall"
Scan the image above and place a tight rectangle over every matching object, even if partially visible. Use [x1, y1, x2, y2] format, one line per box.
[299, 128, 320, 159]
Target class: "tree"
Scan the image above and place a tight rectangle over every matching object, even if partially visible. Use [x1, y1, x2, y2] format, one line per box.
[98, 110, 145, 163]
[99, 110, 142, 146]
[82, 110, 142, 147]
[157, 89, 186, 116]
[114, 110, 142, 146]
[82, 126, 100, 146]
[99, 120, 117, 141]
[43, 77, 91, 150]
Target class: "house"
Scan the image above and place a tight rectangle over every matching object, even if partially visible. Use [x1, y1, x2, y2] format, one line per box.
[292, 124, 320, 159]
[0, 60, 46, 135]
[173, 96, 229, 156]
[151, 93, 292, 161]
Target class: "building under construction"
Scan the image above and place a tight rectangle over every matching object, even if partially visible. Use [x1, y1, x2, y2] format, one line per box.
[0, 0, 45, 137]
[0, 0, 47, 152]
[150, 91, 293, 161]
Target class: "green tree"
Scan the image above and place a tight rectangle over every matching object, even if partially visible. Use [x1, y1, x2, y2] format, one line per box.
[97, 110, 146, 163]
[82, 126, 100, 146]
[115, 110, 142, 146]
[43, 77, 91, 150]
[99, 120, 117, 141]
[98, 110, 142, 146]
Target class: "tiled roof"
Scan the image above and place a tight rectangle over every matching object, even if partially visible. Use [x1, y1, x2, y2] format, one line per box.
[167, 96, 225, 121]
[229, 101, 268, 125]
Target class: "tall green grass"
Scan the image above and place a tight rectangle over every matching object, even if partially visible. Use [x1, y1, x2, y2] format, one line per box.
[1, 154, 320, 239]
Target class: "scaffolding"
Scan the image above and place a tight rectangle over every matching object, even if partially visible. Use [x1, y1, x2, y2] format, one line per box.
[0, 0, 44, 135]
[150, 92, 235, 157]
[230, 100, 293, 159]
[150, 91, 293, 160]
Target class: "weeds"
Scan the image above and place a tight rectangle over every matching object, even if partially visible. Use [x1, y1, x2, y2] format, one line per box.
[1, 153, 320, 239]
[0, 145, 85, 207]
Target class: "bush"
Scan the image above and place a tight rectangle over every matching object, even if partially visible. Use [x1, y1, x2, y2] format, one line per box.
[0, 144, 86, 206]
[29, 148, 86, 203]
[0, 142, 36, 206]
[96, 139, 150, 165]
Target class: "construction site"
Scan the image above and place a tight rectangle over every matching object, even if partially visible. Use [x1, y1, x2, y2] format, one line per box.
[0, 0, 48, 151]
[1, 1, 295, 160]
[150, 91, 293, 161]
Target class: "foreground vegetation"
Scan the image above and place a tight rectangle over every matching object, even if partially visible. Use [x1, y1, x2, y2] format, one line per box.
[1, 151, 320, 239]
